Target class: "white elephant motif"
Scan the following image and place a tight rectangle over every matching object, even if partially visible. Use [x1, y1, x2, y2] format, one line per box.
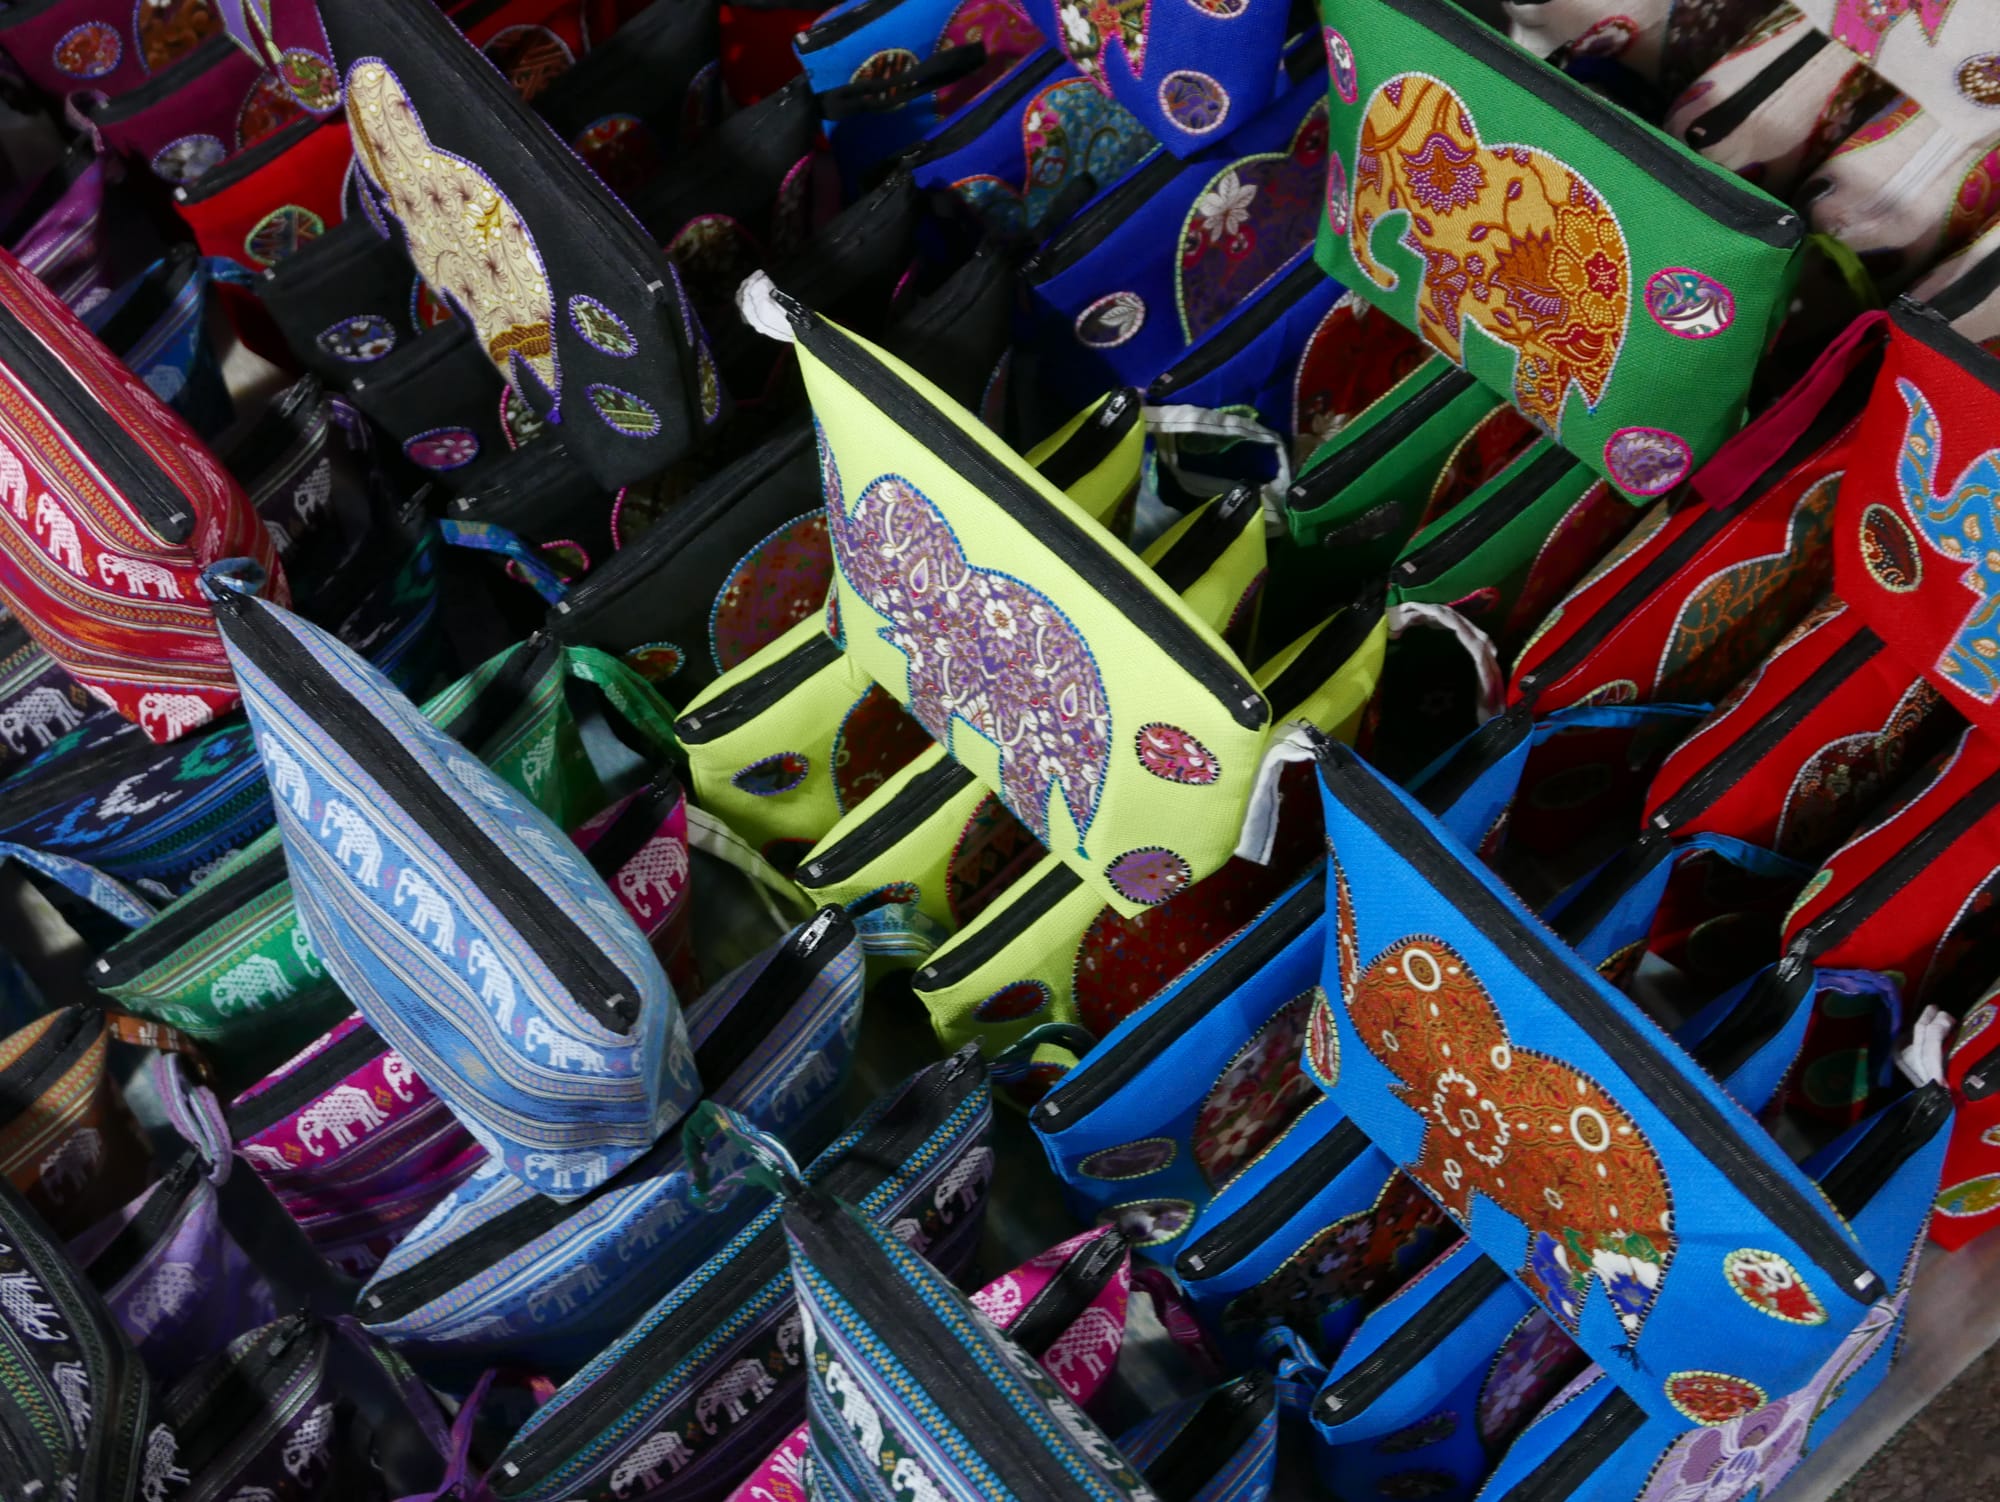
[97, 773, 176, 820]
[933, 1147, 993, 1218]
[774, 1053, 837, 1120]
[971, 1274, 1024, 1326]
[518, 729, 555, 791]
[392, 868, 456, 954]
[0, 1269, 64, 1340]
[51, 1359, 88, 1435]
[33, 495, 85, 575]
[695, 1357, 778, 1432]
[515, 821, 583, 878]
[1043, 1307, 1121, 1389]
[265, 738, 311, 818]
[775, 1310, 803, 1367]
[298, 1083, 388, 1154]
[264, 518, 292, 557]
[320, 800, 383, 885]
[139, 1423, 188, 1502]
[240, 1142, 293, 1173]
[521, 1150, 606, 1192]
[527, 1260, 606, 1320]
[127, 1262, 203, 1335]
[465, 938, 518, 1032]
[618, 1194, 689, 1260]
[0, 686, 82, 751]
[822, 1359, 884, 1466]
[446, 755, 512, 808]
[522, 1016, 609, 1073]
[610, 1428, 695, 1495]
[98, 554, 182, 599]
[293, 458, 332, 523]
[382, 1052, 418, 1103]
[0, 441, 26, 517]
[281, 1400, 336, 1478]
[137, 691, 210, 740]
[292, 926, 323, 977]
[747, 1434, 810, 1502]
[891, 1457, 947, 1502]
[37, 1128, 100, 1206]
[616, 838, 688, 920]
[187, 849, 240, 887]
[209, 954, 292, 1014]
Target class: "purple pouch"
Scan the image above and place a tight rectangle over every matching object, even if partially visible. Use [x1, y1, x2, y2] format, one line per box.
[79, 32, 306, 187]
[3, 136, 162, 313]
[0, 0, 220, 104]
[230, 1012, 485, 1277]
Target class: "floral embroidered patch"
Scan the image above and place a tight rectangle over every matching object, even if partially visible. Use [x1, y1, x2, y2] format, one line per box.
[1077, 1138, 1176, 1180]
[1719, 1248, 1828, 1324]
[587, 384, 661, 437]
[317, 315, 397, 363]
[1220, 1174, 1449, 1328]
[1134, 723, 1217, 784]
[1097, 1197, 1196, 1247]
[1178, 102, 1327, 342]
[237, 69, 307, 148]
[1106, 847, 1192, 906]
[1323, 26, 1357, 104]
[1605, 426, 1694, 497]
[279, 48, 340, 110]
[569, 296, 636, 358]
[1076, 291, 1146, 348]
[1858, 502, 1922, 593]
[243, 204, 325, 268]
[946, 794, 1038, 929]
[1191, 989, 1318, 1188]
[404, 427, 481, 471]
[624, 642, 685, 682]
[710, 511, 831, 674]
[151, 134, 225, 185]
[53, 22, 122, 79]
[733, 751, 810, 797]
[1477, 1312, 1585, 1449]
[1158, 69, 1229, 134]
[829, 686, 929, 813]
[572, 114, 660, 197]
[1665, 1371, 1768, 1426]
[974, 979, 1054, 1023]
[1644, 268, 1736, 340]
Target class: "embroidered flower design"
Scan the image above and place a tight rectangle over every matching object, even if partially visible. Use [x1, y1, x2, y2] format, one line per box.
[1194, 170, 1258, 244]
[1403, 131, 1486, 216]
[1552, 206, 1627, 333]
[1060, 4, 1101, 70]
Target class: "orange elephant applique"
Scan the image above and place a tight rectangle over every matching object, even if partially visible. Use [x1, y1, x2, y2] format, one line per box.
[1347, 73, 1630, 438]
[1325, 851, 1673, 1348]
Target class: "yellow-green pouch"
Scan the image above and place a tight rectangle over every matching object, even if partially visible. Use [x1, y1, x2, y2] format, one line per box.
[791, 305, 1272, 917]
[1025, 388, 1144, 542]
[910, 588, 1388, 1070]
[1140, 485, 1268, 657]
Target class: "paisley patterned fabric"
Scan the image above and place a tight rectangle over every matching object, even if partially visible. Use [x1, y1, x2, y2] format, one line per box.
[1179, 101, 1327, 341]
[951, 78, 1153, 242]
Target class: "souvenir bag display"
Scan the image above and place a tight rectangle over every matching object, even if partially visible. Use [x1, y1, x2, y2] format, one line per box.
[0, 244, 285, 740]
[205, 561, 701, 1200]
[347, 318, 512, 482]
[1790, 0, 2000, 152]
[85, 245, 234, 441]
[477, 1046, 994, 1502]
[1315, 0, 1807, 501]
[1501, 0, 1772, 94]
[323, 0, 727, 490]
[0, 1004, 154, 1237]
[78, 33, 304, 189]
[258, 214, 429, 387]
[0, 0, 220, 102]
[354, 907, 864, 1379]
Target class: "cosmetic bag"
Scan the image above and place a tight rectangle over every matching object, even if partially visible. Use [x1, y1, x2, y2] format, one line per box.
[478, 1046, 993, 1502]
[4, 135, 164, 320]
[0, 1004, 154, 1237]
[346, 318, 513, 482]
[79, 32, 304, 188]
[1134, 484, 1268, 655]
[208, 565, 700, 1200]
[1502, 0, 1770, 92]
[878, 240, 1023, 426]
[355, 907, 863, 1379]
[1304, 734, 1896, 1419]
[0, 244, 286, 741]
[1791, 0, 2000, 152]
[0, 0, 219, 102]
[1114, 1373, 1278, 1502]
[1317, 0, 1807, 501]
[1022, 58, 1332, 421]
[906, 48, 1155, 245]
[326, 0, 726, 490]
[85, 245, 233, 441]
[258, 215, 428, 386]
[1475, 1082, 1950, 1502]
[1663, 4, 1886, 201]
[1907, 214, 2000, 354]
[573, 771, 701, 997]
[1932, 978, 2000, 1248]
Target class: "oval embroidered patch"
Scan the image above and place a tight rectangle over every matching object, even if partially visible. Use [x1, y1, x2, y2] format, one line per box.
[972, 980, 1053, 1023]
[403, 427, 480, 471]
[623, 642, 685, 682]
[569, 296, 636, 357]
[53, 21, 121, 79]
[1323, 26, 1358, 104]
[1106, 847, 1192, 906]
[1075, 291, 1146, 348]
[1305, 985, 1339, 1087]
[1604, 426, 1693, 497]
[1078, 1138, 1177, 1181]
[151, 134, 225, 185]
[1859, 502, 1922, 593]
[1936, 1174, 2000, 1218]
[1098, 1197, 1195, 1247]
[1720, 1248, 1828, 1324]
[1665, 1371, 1767, 1426]
[280, 48, 340, 110]
[587, 384, 661, 437]
[1134, 723, 1219, 785]
[244, 205, 325, 268]
[1644, 268, 1736, 340]
[732, 751, 809, 797]
[1159, 70, 1229, 135]
[317, 315, 397, 363]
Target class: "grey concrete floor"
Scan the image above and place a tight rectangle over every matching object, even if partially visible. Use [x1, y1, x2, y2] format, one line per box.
[1834, 1343, 2000, 1501]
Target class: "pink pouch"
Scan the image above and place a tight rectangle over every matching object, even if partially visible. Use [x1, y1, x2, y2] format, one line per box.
[78, 32, 305, 187]
[0, 0, 220, 104]
[574, 769, 700, 1000]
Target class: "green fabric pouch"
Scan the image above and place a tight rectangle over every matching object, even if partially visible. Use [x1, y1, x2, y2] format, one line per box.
[1316, 0, 1806, 499]
[91, 637, 681, 1080]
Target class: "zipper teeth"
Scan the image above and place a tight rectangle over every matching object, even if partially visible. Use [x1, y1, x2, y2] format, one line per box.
[224, 598, 637, 1030]
[804, 314, 1266, 728]
[1026, 152, 1178, 282]
[1414, 700, 1531, 818]
[582, 776, 682, 880]
[1263, 584, 1387, 719]
[797, 0, 908, 51]
[1683, 963, 1799, 1084]
[1512, 1391, 1647, 1502]
[1289, 366, 1476, 511]
[1150, 256, 1319, 396]
[904, 51, 1062, 162]
[1324, 745, 1881, 1298]
[1653, 629, 1882, 831]
[917, 864, 1081, 991]
[1144, 1375, 1269, 1497]
[1033, 878, 1323, 1126]
[801, 759, 973, 884]
[1397, 445, 1573, 586]
[90, 1152, 201, 1291]
[1316, 1259, 1506, 1418]
[1820, 1084, 1949, 1220]
[89, 34, 228, 122]
[228, 1021, 381, 1139]
[1007, 1235, 1125, 1353]
[1683, 29, 1824, 147]
[1896, 298, 2000, 388]
[0, 1009, 88, 1102]
[1177, 1119, 1368, 1276]
[1403, 0, 1798, 241]
[176, 116, 315, 203]
[675, 633, 842, 742]
[1033, 390, 1139, 493]
[170, 1318, 317, 1481]
[1152, 488, 1256, 595]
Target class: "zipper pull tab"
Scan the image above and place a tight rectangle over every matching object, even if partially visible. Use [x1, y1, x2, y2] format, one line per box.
[796, 906, 841, 954]
[1099, 389, 1132, 427]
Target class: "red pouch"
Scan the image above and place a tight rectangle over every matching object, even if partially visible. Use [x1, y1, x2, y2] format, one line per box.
[0, 0, 219, 105]
[1935, 981, 2000, 1250]
[717, 0, 816, 106]
[454, 0, 595, 101]
[81, 34, 305, 187]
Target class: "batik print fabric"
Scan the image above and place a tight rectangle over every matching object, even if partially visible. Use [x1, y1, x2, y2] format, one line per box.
[1792, 0, 2000, 150]
[0, 0, 220, 101]
[0, 248, 284, 742]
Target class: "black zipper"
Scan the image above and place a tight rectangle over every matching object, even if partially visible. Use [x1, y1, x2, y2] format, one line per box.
[215, 592, 638, 1031]
[1263, 582, 1387, 719]
[1319, 740, 1883, 1302]
[1151, 257, 1321, 398]
[86, 34, 231, 124]
[1174, 1116, 1369, 1278]
[796, 310, 1267, 729]
[228, 1018, 380, 1141]
[362, 908, 853, 1322]
[1897, 296, 2000, 384]
[0, 292, 195, 541]
[1414, 698, 1532, 820]
[1397, 0, 1799, 243]
[799, 756, 974, 886]
[1546, 832, 1673, 952]
[1024, 152, 1179, 284]
[1035, 389, 1141, 494]
[175, 115, 316, 204]
[220, 373, 324, 482]
[1507, 1389, 1646, 1501]
[915, 863, 1082, 993]
[1683, 29, 1827, 148]
[674, 631, 842, 743]
[0, 1006, 93, 1116]
[1819, 1083, 1950, 1220]
[489, 1050, 982, 1490]
[1008, 1230, 1127, 1355]
[1683, 955, 1812, 1088]
[796, 0, 908, 52]
[1144, 1373, 1271, 1502]
[1397, 444, 1576, 588]
[0, 715, 162, 818]
[1285, 366, 1478, 537]
[88, 1151, 203, 1292]
[1152, 486, 1259, 595]
[1310, 1257, 1506, 1424]
[166, 1312, 318, 1482]
[582, 772, 685, 881]
[901, 49, 1063, 164]
[1927, 243, 2000, 325]
[1032, 877, 1324, 1129]
[449, 439, 594, 523]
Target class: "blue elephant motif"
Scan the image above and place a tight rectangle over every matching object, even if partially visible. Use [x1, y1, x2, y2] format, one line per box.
[1895, 379, 2000, 702]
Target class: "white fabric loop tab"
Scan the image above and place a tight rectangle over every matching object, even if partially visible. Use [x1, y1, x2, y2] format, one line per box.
[1897, 1005, 1954, 1089]
[1144, 403, 1294, 536]
[1388, 601, 1505, 726]
[1235, 721, 1324, 865]
[735, 272, 796, 344]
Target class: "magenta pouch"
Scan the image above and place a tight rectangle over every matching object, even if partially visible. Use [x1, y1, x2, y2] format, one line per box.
[3, 136, 162, 312]
[574, 770, 699, 999]
[79, 33, 305, 188]
[0, 0, 220, 102]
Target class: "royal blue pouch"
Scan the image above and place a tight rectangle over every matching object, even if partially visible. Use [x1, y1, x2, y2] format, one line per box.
[1029, 873, 1328, 1263]
[907, 47, 1154, 244]
[1021, 53, 1328, 419]
[1475, 1083, 1951, 1502]
[355, 907, 864, 1380]
[207, 561, 700, 1201]
[1116, 1373, 1279, 1502]
[1305, 736, 1891, 1422]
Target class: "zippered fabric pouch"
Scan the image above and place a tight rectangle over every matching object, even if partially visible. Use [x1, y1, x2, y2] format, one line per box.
[907, 48, 1155, 245]
[1306, 736, 1896, 1419]
[1317, 0, 1806, 501]
[1791, 0, 2000, 155]
[0, 1171, 166, 1502]
[1908, 213, 2000, 354]
[0, 1004, 154, 1238]
[79, 32, 304, 188]
[85, 245, 233, 441]
[0, 245, 287, 742]
[444, 438, 614, 580]
[258, 214, 425, 386]
[1138, 485, 1268, 657]
[1174, 1098, 1454, 1363]
[1113, 1373, 1278, 1502]
[792, 304, 1272, 917]
[1501, 0, 1770, 94]
[209, 567, 700, 1201]
[0, 0, 220, 102]
[1662, 3, 1885, 202]
[328, 0, 727, 489]
[480, 1046, 994, 1502]
[228, 1011, 485, 1277]
[347, 318, 512, 483]
[0, 613, 93, 784]
[354, 906, 864, 1380]
[879, 240, 1023, 425]
[1474, 1082, 1950, 1502]
[1023, 60, 1332, 422]
[1932, 978, 2000, 1249]
[573, 771, 701, 999]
